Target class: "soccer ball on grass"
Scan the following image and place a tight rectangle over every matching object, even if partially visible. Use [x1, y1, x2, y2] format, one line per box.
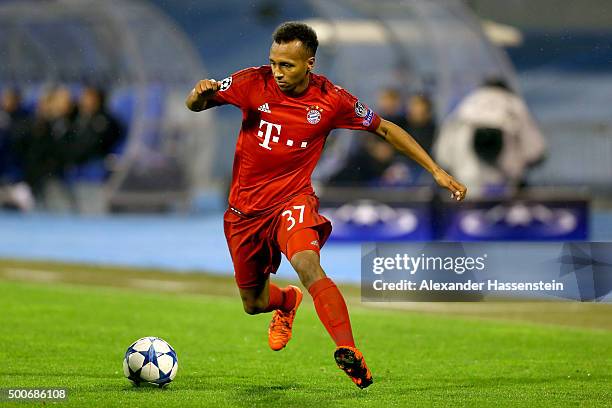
[123, 337, 178, 387]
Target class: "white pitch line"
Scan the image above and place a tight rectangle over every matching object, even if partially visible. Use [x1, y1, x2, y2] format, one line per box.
[1, 267, 193, 293]
[1, 267, 62, 283]
[128, 278, 192, 292]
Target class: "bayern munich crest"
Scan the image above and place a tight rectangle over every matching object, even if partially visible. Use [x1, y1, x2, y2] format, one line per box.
[306, 106, 323, 124]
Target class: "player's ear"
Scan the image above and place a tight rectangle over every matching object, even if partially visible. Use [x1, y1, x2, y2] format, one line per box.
[307, 56, 315, 72]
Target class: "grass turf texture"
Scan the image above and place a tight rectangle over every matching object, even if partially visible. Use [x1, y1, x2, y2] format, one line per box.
[1, 278, 611, 407]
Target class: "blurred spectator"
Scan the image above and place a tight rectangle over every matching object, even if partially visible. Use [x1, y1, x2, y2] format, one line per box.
[18, 89, 57, 202]
[0, 88, 34, 211]
[328, 135, 406, 186]
[434, 78, 546, 198]
[50, 86, 79, 153]
[0, 84, 125, 212]
[376, 88, 405, 125]
[0, 88, 30, 180]
[49, 86, 84, 210]
[20, 86, 78, 208]
[404, 94, 436, 155]
[70, 86, 123, 165]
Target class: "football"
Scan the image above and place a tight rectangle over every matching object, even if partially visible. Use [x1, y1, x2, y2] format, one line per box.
[123, 337, 178, 387]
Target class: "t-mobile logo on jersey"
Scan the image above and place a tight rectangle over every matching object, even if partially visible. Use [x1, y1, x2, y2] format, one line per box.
[257, 119, 308, 150]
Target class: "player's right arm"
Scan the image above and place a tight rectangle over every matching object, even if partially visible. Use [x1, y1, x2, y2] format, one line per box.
[185, 79, 222, 112]
[374, 118, 467, 201]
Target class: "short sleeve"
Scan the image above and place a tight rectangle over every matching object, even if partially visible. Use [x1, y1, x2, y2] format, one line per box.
[206, 67, 257, 110]
[331, 87, 381, 132]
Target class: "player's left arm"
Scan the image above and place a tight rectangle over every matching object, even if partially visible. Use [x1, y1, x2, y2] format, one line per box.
[372, 118, 467, 201]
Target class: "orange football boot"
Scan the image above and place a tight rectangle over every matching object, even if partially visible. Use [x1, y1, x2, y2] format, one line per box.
[268, 285, 303, 351]
[334, 346, 373, 389]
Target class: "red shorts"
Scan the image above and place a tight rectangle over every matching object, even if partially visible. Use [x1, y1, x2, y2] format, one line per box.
[223, 194, 332, 289]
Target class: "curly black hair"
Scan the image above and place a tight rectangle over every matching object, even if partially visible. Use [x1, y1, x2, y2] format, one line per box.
[272, 21, 318, 56]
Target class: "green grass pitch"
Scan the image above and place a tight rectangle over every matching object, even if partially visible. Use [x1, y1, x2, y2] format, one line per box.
[0, 270, 611, 407]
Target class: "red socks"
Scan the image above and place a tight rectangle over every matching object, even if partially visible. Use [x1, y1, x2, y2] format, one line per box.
[262, 278, 356, 348]
[264, 284, 297, 313]
[308, 277, 356, 347]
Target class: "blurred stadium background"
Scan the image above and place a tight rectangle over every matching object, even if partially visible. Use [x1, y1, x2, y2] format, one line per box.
[1, 0, 612, 281]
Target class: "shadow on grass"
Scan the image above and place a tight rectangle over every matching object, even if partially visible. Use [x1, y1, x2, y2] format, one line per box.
[226, 380, 373, 407]
[402, 374, 612, 393]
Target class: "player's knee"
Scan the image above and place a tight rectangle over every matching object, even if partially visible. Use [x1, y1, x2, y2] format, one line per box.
[242, 302, 261, 315]
[243, 305, 260, 315]
[242, 298, 266, 315]
[290, 250, 325, 287]
[290, 250, 319, 274]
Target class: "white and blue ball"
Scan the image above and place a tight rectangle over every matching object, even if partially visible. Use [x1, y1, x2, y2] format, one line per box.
[123, 337, 178, 387]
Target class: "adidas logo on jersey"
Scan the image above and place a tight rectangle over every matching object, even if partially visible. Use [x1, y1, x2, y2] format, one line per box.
[310, 240, 320, 248]
[258, 103, 271, 113]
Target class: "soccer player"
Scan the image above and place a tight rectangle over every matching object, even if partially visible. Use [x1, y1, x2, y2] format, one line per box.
[186, 22, 467, 389]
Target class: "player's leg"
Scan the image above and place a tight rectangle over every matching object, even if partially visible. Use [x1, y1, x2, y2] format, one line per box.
[238, 277, 300, 316]
[287, 234, 355, 347]
[275, 195, 372, 387]
[286, 231, 373, 389]
[256, 240, 302, 352]
[233, 250, 303, 352]
[224, 209, 298, 317]
[238, 278, 269, 315]
[266, 281, 303, 350]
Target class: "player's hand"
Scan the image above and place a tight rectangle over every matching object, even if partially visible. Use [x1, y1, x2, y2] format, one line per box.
[432, 167, 467, 201]
[193, 79, 221, 98]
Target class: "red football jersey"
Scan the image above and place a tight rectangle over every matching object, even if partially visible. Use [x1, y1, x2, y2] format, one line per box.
[208, 66, 381, 214]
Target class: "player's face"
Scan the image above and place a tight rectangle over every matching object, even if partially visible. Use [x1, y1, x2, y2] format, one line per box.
[269, 40, 314, 95]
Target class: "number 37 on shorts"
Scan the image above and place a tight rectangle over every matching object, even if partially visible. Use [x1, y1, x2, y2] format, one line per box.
[276, 194, 332, 246]
[276, 194, 332, 253]
[282, 205, 305, 231]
